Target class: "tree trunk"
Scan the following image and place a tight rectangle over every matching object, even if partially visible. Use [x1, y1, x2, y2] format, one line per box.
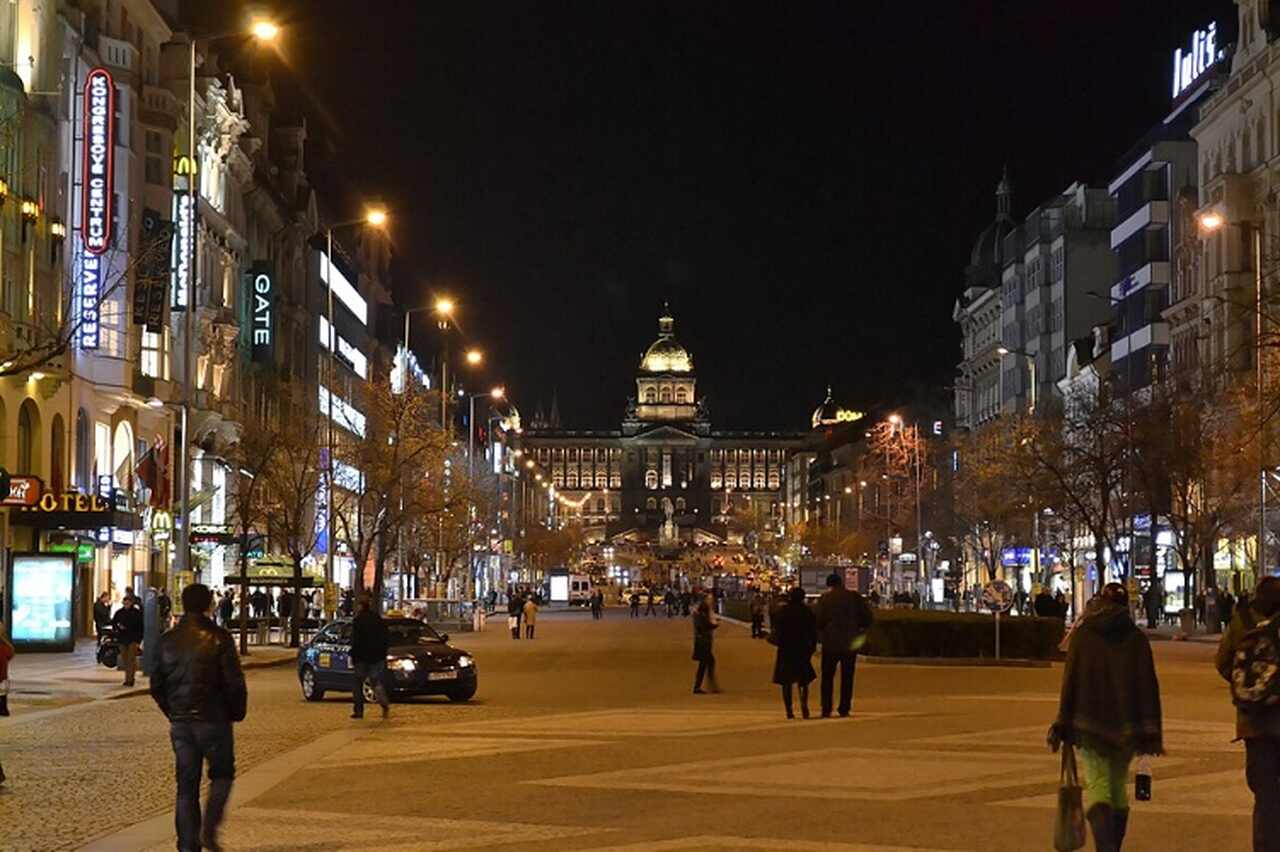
[373, 528, 387, 614]
[238, 538, 250, 656]
[290, 554, 303, 648]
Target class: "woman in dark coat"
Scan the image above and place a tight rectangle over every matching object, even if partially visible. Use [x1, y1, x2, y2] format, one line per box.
[691, 596, 720, 694]
[1050, 582, 1162, 852]
[771, 587, 817, 718]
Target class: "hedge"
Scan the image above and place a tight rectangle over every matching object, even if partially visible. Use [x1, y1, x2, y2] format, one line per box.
[862, 608, 1065, 660]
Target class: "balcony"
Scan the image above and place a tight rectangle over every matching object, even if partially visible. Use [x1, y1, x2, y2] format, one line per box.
[98, 35, 138, 77]
[1110, 201, 1170, 249]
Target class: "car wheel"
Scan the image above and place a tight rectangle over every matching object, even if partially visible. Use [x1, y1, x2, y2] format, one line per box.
[300, 666, 325, 701]
[447, 683, 477, 702]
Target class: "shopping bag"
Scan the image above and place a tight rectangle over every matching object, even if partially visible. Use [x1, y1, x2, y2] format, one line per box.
[507, 616, 517, 630]
[1054, 745, 1086, 851]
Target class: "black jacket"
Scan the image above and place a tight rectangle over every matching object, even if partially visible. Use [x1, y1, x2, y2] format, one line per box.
[814, 586, 873, 653]
[350, 611, 390, 665]
[771, 601, 818, 685]
[112, 605, 144, 644]
[149, 614, 247, 723]
[93, 600, 111, 630]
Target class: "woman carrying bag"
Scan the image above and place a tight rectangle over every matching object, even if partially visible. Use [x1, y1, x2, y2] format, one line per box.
[1049, 583, 1163, 851]
[770, 587, 817, 719]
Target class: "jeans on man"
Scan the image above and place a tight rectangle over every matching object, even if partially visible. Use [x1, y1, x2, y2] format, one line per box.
[820, 650, 857, 716]
[170, 719, 235, 852]
[352, 660, 388, 717]
[750, 613, 764, 638]
[694, 656, 718, 692]
[120, 641, 140, 685]
[1246, 738, 1280, 851]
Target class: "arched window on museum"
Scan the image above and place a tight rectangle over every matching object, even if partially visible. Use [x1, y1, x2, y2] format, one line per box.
[675, 387, 687, 403]
[596, 498, 606, 514]
[725, 471, 736, 488]
[610, 473, 622, 488]
[754, 472, 766, 489]
[644, 388, 656, 403]
[567, 471, 578, 488]
[645, 469, 658, 490]
[711, 472, 721, 489]
[676, 497, 686, 512]
[660, 387, 672, 403]
[646, 497, 657, 511]
[768, 473, 780, 489]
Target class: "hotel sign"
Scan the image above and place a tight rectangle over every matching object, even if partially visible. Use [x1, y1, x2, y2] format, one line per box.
[82, 68, 115, 254]
[1172, 23, 1224, 102]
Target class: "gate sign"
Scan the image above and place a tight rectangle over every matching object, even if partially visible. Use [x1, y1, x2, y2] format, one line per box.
[249, 261, 273, 362]
[81, 68, 115, 254]
[982, 579, 1015, 613]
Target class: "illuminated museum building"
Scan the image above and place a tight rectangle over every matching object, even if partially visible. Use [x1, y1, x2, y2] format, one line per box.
[518, 310, 808, 543]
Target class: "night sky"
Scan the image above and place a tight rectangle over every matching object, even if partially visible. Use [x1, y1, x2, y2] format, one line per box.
[198, 1, 1236, 430]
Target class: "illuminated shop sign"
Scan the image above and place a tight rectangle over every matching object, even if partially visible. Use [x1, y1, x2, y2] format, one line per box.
[1, 475, 41, 507]
[19, 491, 112, 514]
[81, 68, 114, 254]
[834, 409, 864, 423]
[79, 251, 101, 349]
[171, 190, 193, 310]
[1172, 23, 1224, 101]
[250, 261, 274, 362]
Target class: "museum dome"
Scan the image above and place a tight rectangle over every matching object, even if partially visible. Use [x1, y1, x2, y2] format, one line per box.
[640, 307, 693, 373]
[968, 167, 1016, 278]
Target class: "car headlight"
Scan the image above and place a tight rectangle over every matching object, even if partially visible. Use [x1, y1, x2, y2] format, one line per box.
[388, 657, 417, 672]
[457, 655, 474, 668]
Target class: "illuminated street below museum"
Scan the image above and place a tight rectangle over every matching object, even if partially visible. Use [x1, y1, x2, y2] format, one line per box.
[0, 609, 1252, 852]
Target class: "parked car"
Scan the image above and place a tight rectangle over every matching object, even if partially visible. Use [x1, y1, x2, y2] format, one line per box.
[297, 617, 477, 704]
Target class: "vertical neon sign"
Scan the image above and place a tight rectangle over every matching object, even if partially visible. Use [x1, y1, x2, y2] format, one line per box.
[81, 68, 114, 254]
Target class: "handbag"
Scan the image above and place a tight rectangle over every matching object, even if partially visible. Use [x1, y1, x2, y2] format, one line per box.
[1054, 745, 1087, 851]
[507, 616, 517, 629]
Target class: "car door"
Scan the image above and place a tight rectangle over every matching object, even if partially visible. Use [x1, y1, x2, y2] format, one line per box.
[331, 622, 356, 690]
[310, 623, 345, 688]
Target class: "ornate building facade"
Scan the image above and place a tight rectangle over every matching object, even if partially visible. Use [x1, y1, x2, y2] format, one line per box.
[519, 309, 808, 545]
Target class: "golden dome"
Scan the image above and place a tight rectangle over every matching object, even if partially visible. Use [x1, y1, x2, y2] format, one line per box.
[640, 309, 693, 373]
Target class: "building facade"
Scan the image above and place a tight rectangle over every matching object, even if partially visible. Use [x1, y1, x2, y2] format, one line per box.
[518, 309, 807, 547]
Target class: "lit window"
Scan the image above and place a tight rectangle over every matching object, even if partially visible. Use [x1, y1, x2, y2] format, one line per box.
[645, 469, 658, 489]
[644, 388, 656, 403]
[646, 497, 657, 511]
[141, 329, 164, 378]
[675, 387, 687, 403]
[660, 387, 672, 403]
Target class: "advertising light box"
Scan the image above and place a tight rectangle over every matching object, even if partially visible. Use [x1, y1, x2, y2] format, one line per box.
[9, 553, 76, 651]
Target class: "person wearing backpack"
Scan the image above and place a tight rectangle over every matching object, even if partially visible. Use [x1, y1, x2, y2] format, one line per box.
[1050, 583, 1163, 852]
[1216, 576, 1280, 851]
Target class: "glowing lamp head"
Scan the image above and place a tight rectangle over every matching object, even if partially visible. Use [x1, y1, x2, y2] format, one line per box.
[250, 20, 280, 42]
[491, 386, 505, 400]
[435, 298, 455, 317]
[465, 349, 483, 366]
[888, 414, 902, 425]
[996, 346, 1011, 356]
[1198, 212, 1225, 232]
[365, 208, 388, 227]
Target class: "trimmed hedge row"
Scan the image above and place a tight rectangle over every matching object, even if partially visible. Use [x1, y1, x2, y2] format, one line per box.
[863, 609, 1065, 660]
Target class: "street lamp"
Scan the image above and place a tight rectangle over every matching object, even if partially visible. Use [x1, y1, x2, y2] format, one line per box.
[176, 19, 280, 583]
[466, 349, 483, 366]
[997, 346, 1037, 414]
[321, 208, 389, 592]
[1200, 209, 1267, 578]
[468, 387, 506, 477]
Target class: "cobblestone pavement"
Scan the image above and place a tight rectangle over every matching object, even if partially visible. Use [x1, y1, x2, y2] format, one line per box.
[2, 608, 1259, 851]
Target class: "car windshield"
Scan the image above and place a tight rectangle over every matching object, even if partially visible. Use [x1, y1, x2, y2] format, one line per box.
[386, 622, 444, 646]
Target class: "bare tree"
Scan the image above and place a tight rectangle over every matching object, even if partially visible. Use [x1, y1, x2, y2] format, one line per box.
[263, 412, 325, 647]
[223, 413, 280, 654]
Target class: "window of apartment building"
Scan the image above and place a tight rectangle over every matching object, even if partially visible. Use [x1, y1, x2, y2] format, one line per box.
[99, 294, 123, 356]
[145, 131, 166, 185]
[140, 329, 168, 379]
[1051, 247, 1064, 282]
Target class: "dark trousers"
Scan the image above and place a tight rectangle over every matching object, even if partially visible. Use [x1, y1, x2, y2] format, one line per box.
[694, 655, 718, 691]
[781, 683, 810, 717]
[352, 660, 388, 717]
[820, 650, 857, 716]
[645, 601, 656, 616]
[170, 719, 235, 852]
[1247, 738, 1280, 851]
[630, 604, 639, 618]
[750, 614, 764, 637]
[525, 623, 535, 639]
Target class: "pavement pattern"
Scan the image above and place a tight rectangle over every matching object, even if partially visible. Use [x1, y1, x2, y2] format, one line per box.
[0, 607, 1256, 851]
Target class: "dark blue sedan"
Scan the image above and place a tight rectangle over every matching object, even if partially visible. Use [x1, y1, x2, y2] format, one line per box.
[297, 617, 478, 703]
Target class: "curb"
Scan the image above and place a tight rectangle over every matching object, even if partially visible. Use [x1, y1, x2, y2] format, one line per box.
[861, 656, 1052, 668]
[102, 654, 296, 701]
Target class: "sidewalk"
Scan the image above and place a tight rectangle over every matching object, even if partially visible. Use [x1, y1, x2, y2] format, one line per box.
[6, 638, 297, 712]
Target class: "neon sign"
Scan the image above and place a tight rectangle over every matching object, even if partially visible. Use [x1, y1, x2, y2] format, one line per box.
[82, 68, 114, 254]
[79, 252, 100, 349]
[171, 191, 192, 310]
[1172, 24, 1223, 102]
[835, 409, 864, 423]
[250, 262, 273, 362]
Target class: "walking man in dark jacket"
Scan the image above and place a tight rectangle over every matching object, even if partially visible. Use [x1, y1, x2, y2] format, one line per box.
[814, 573, 873, 718]
[112, 593, 145, 686]
[1217, 576, 1280, 851]
[350, 595, 390, 719]
[150, 583, 246, 852]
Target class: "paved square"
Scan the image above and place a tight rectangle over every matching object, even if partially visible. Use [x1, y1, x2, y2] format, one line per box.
[315, 733, 605, 769]
[431, 707, 907, 738]
[531, 746, 1057, 801]
[908, 719, 1239, 753]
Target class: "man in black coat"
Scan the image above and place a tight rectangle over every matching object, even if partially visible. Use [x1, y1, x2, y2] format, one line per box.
[350, 595, 390, 719]
[92, 592, 111, 637]
[150, 583, 246, 852]
[111, 594, 145, 686]
[814, 573, 873, 718]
